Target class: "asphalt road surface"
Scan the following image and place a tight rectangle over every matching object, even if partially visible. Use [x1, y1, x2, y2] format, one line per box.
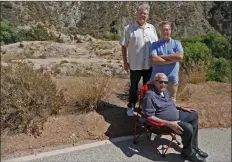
[3, 128, 231, 162]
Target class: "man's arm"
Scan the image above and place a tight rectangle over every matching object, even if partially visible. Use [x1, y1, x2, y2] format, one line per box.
[120, 26, 130, 72]
[122, 46, 127, 63]
[160, 41, 184, 61]
[151, 54, 176, 65]
[121, 46, 129, 72]
[160, 52, 184, 61]
[147, 115, 183, 134]
[150, 42, 177, 65]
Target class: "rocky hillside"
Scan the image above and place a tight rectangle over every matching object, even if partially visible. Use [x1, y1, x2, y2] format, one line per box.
[1, 1, 231, 39]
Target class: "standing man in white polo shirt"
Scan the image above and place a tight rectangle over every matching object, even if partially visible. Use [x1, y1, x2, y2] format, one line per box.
[120, 3, 158, 116]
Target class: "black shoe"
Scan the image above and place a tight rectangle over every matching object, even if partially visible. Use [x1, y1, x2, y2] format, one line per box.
[194, 148, 208, 158]
[181, 152, 206, 162]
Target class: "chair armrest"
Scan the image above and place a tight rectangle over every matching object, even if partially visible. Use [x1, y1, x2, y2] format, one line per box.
[146, 118, 165, 126]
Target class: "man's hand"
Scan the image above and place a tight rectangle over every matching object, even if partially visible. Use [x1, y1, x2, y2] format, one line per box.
[179, 106, 195, 112]
[181, 106, 195, 112]
[166, 121, 183, 134]
[160, 55, 173, 61]
[123, 62, 129, 72]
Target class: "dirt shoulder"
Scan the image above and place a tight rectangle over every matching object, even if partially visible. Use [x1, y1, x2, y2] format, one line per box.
[1, 77, 231, 157]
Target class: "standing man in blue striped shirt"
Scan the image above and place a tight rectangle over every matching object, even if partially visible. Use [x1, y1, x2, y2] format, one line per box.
[150, 21, 184, 103]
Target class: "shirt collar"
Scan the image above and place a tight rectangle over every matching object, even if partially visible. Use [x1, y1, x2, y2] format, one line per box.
[135, 21, 150, 29]
[161, 37, 172, 43]
[150, 84, 166, 97]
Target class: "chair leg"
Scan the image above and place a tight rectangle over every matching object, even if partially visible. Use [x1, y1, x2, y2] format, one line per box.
[159, 134, 180, 157]
[141, 126, 150, 139]
[171, 133, 181, 145]
[133, 122, 144, 144]
[133, 122, 150, 144]
[163, 138, 174, 155]
[133, 123, 139, 144]
[133, 134, 141, 144]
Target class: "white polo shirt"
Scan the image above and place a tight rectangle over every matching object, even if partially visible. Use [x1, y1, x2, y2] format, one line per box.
[120, 21, 158, 70]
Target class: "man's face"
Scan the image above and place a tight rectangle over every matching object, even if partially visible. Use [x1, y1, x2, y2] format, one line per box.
[154, 75, 168, 92]
[160, 24, 171, 40]
[137, 8, 149, 24]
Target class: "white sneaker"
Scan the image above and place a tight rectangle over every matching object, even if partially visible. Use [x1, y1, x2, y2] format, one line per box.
[126, 106, 134, 117]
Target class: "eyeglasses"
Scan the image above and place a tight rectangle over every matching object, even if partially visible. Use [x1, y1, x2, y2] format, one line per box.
[155, 80, 168, 84]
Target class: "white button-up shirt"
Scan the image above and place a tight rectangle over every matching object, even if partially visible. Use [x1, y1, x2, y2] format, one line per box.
[120, 21, 158, 70]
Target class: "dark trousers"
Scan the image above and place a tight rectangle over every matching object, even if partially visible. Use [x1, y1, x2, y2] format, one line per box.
[177, 110, 199, 155]
[128, 68, 152, 108]
[152, 110, 199, 156]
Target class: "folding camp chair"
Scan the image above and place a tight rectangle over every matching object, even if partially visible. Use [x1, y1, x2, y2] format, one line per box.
[133, 84, 181, 157]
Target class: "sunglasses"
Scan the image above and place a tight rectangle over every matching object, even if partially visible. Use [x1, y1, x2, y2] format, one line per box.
[155, 80, 168, 84]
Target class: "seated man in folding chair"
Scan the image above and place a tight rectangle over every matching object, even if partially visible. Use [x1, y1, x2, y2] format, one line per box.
[142, 73, 208, 162]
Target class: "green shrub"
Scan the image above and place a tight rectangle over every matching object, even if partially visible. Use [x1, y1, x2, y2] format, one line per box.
[181, 32, 231, 83]
[0, 20, 18, 44]
[0, 20, 64, 44]
[181, 35, 203, 44]
[202, 31, 231, 59]
[1, 63, 65, 136]
[207, 57, 231, 82]
[18, 23, 64, 43]
[103, 32, 120, 41]
[181, 41, 212, 74]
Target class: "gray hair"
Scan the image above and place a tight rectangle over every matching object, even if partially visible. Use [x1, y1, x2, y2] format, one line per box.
[153, 73, 168, 82]
[138, 3, 150, 13]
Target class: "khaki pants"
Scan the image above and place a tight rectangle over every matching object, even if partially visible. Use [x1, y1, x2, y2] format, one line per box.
[167, 82, 179, 103]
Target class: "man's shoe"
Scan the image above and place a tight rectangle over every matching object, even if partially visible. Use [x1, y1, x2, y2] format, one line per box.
[126, 106, 134, 117]
[194, 148, 208, 158]
[181, 152, 206, 162]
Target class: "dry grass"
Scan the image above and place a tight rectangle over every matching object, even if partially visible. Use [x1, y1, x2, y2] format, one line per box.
[1, 54, 26, 62]
[1, 63, 65, 136]
[55, 76, 112, 113]
[178, 68, 207, 94]
[178, 87, 192, 102]
[89, 41, 121, 60]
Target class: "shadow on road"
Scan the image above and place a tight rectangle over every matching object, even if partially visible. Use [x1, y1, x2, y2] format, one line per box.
[111, 135, 184, 161]
[97, 101, 183, 161]
[97, 102, 136, 138]
[114, 136, 184, 162]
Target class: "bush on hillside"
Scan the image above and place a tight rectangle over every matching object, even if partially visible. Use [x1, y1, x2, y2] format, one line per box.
[102, 31, 120, 41]
[18, 23, 64, 43]
[0, 20, 18, 44]
[181, 41, 212, 74]
[181, 32, 231, 83]
[182, 31, 231, 59]
[202, 31, 231, 59]
[1, 63, 65, 136]
[0, 20, 64, 44]
[181, 35, 203, 44]
[207, 57, 231, 82]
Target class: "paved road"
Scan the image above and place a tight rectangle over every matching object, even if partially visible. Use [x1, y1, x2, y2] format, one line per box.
[3, 128, 231, 162]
